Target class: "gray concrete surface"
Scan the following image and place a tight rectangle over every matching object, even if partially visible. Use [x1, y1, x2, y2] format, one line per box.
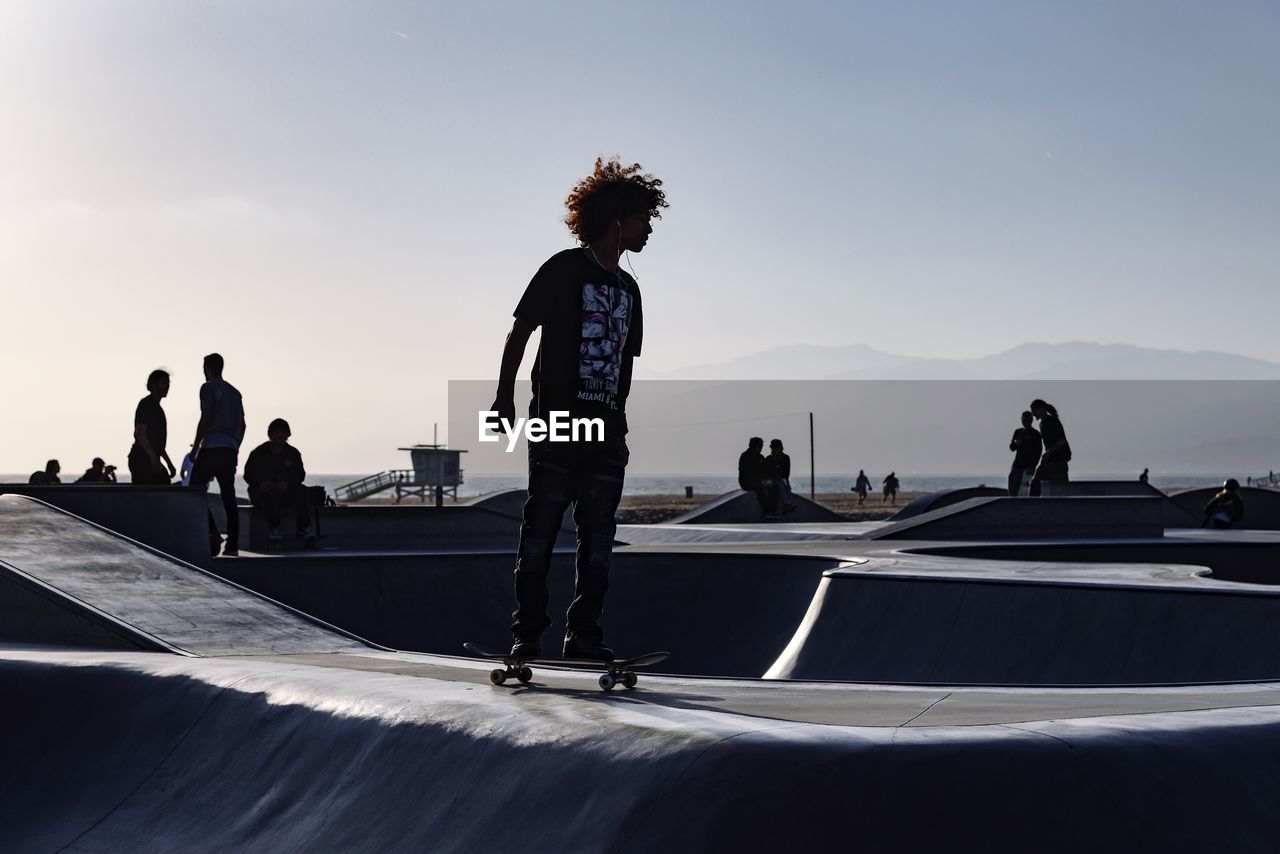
[7, 648, 1280, 852]
[13, 491, 1280, 849]
[871, 495, 1166, 540]
[668, 489, 845, 524]
[0, 483, 210, 565]
[237, 503, 527, 551]
[0, 495, 371, 656]
[888, 485, 1008, 520]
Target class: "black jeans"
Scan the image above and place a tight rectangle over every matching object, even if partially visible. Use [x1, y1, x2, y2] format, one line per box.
[1029, 459, 1069, 497]
[511, 436, 628, 645]
[191, 447, 239, 546]
[249, 483, 310, 531]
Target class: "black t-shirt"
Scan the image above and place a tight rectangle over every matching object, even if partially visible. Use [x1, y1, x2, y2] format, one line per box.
[1038, 415, 1070, 462]
[1010, 427, 1043, 469]
[132, 396, 167, 458]
[765, 452, 791, 481]
[738, 450, 765, 490]
[514, 249, 643, 435]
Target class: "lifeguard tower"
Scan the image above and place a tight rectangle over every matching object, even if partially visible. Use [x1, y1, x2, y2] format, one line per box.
[334, 444, 466, 505]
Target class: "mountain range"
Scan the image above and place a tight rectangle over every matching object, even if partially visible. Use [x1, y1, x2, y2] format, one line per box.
[649, 342, 1280, 381]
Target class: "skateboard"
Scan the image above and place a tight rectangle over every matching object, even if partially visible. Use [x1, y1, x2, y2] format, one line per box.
[462, 642, 669, 691]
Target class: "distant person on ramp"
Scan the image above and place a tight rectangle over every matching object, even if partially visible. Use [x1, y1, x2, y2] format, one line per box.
[1203, 479, 1245, 529]
[852, 469, 872, 505]
[27, 459, 61, 485]
[128, 368, 176, 485]
[244, 418, 311, 542]
[1139, 467, 1149, 485]
[765, 439, 797, 514]
[489, 156, 667, 662]
[738, 437, 778, 518]
[1028, 399, 1071, 496]
[882, 471, 900, 505]
[1007, 410, 1042, 496]
[190, 353, 246, 557]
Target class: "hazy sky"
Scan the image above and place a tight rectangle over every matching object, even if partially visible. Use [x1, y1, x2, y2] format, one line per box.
[3, 1, 1278, 472]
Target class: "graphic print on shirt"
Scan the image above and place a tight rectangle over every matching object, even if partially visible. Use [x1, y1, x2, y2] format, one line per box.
[578, 282, 632, 408]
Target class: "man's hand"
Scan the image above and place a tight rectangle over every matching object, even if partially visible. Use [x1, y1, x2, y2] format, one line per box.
[489, 395, 516, 433]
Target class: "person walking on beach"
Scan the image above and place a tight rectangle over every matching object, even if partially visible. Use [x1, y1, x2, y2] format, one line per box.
[1028, 399, 1071, 496]
[882, 471, 900, 505]
[765, 439, 797, 514]
[489, 157, 667, 661]
[1008, 411, 1042, 496]
[1203, 479, 1245, 529]
[128, 368, 176, 485]
[853, 470, 872, 505]
[190, 353, 245, 557]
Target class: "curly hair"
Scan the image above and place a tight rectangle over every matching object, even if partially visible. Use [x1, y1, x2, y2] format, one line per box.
[564, 156, 668, 246]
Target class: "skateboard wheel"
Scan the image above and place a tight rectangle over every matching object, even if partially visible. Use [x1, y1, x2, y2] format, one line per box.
[621, 671, 637, 689]
[598, 673, 616, 691]
[516, 666, 533, 683]
[489, 669, 507, 686]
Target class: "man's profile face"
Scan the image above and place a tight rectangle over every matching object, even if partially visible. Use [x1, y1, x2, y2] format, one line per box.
[619, 211, 652, 253]
[269, 428, 290, 445]
[152, 375, 170, 398]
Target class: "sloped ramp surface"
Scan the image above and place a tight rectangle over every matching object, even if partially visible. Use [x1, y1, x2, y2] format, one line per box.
[1168, 486, 1280, 530]
[871, 496, 1165, 540]
[669, 489, 844, 524]
[888, 486, 1008, 521]
[0, 495, 370, 656]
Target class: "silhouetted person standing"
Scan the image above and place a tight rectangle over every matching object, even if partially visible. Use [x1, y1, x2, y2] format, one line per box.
[28, 460, 61, 485]
[489, 157, 667, 662]
[129, 369, 176, 485]
[1008, 411, 1042, 496]
[1029, 399, 1071, 496]
[1139, 468, 1149, 485]
[244, 418, 310, 541]
[853, 470, 872, 505]
[883, 471, 900, 505]
[1204, 479, 1245, 529]
[190, 353, 245, 557]
[76, 458, 117, 483]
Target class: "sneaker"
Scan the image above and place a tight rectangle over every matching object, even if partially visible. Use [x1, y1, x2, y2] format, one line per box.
[510, 639, 542, 659]
[563, 635, 614, 662]
[268, 528, 284, 542]
[222, 544, 239, 557]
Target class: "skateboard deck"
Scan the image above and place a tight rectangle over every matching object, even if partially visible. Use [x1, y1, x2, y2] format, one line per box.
[463, 642, 669, 691]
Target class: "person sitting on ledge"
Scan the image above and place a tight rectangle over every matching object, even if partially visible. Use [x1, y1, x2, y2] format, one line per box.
[738, 436, 778, 518]
[1203, 479, 1245, 530]
[243, 418, 311, 542]
[76, 457, 118, 483]
[28, 459, 61, 485]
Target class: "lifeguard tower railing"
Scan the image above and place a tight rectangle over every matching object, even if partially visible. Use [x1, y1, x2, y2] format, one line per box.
[335, 470, 410, 502]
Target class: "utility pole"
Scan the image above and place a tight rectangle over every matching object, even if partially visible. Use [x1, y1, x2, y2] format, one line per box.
[809, 411, 815, 500]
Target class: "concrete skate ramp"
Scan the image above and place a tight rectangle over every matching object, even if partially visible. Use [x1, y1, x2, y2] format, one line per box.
[14, 651, 1280, 853]
[235, 503, 531, 551]
[1039, 480, 1165, 497]
[889, 486, 1007, 520]
[1168, 486, 1280, 530]
[214, 549, 835, 677]
[871, 496, 1165, 540]
[669, 489, 844, 524]
[0, 484, 210, 566]
[767, 565, 1280, 683]
[0, 495, 370, 656]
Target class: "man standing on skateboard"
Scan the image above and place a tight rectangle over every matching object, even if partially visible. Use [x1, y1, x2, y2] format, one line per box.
[490, 157, 667, 661]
